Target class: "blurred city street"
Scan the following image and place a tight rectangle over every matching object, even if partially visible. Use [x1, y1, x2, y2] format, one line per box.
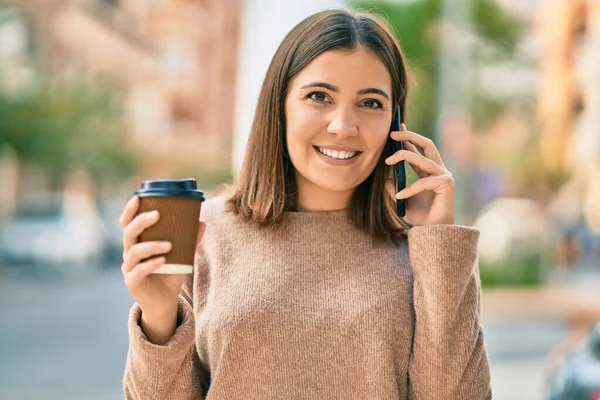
[0, 265, 569, 400]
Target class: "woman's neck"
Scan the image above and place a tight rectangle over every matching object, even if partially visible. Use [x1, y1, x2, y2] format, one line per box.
[295, 174, 354, 212]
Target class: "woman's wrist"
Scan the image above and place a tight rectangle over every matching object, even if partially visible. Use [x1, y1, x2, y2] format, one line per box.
[140, 307, 179, 345]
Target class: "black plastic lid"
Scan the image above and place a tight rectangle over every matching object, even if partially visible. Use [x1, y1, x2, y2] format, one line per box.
[134, 178, 204, 200]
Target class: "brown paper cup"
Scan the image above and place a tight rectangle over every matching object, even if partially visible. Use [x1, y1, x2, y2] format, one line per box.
[134, 179, 204, 274]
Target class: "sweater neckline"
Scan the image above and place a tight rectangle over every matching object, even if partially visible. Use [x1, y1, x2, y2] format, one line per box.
[282, 208, 350, 222]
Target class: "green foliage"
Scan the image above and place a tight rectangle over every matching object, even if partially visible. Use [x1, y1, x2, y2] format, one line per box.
[473, 0, 522, 54]
[479, 251, 546, 288]
[0, 79, 138, 187]
[347, 0, 523, 139]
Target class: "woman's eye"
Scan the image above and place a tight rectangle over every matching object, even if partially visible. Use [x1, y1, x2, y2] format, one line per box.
[362, 99, 383, 109]
[308, 92, 329, 103]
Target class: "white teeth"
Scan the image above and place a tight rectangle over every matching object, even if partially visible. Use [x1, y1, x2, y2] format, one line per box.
[317, 147, 357, 160]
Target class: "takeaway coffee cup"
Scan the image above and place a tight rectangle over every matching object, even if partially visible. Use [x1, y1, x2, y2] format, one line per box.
[134, 178, 204, 274]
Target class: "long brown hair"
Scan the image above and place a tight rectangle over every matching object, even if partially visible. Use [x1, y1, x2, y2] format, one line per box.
[225, 9, 411, 245]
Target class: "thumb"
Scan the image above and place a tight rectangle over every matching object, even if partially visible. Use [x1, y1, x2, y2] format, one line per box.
[385, 178, 396, 199]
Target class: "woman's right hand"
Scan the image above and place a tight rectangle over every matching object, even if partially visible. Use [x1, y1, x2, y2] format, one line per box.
[120, 196, 206, 328]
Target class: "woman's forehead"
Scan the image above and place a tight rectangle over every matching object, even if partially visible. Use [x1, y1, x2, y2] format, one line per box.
[292, 47, 392, 91]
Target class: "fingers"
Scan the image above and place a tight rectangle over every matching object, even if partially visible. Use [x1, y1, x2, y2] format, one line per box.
[122, 210, 160, 255]
[400, 141, 428, 178]
[121, 241, 172, 274]
[124, 256, 166, 286]
[385, 149, 446, 176]
[395, 174, 454, 200]
[119, 196, 140, 228]
[390, 125, 445, 168]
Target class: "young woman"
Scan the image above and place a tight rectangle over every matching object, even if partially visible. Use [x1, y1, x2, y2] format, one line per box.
[120, 9, 492, 400]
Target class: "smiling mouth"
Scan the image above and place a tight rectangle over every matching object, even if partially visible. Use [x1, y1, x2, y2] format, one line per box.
[313, 146, 362, 160]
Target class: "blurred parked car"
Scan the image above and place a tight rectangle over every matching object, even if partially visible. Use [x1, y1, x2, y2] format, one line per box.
[546, 322, 600, 400]
[0, 191, 104, 276]
[97, 196, 126, 268]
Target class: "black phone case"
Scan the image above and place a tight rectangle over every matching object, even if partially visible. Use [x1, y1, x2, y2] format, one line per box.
[390, 107, 406, 217]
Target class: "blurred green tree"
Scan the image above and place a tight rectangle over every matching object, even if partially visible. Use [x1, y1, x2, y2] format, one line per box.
[348, 0, 523, 139]
[0, 79, 139, 189]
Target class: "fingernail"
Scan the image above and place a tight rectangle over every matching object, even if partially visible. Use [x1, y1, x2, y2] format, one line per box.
[147, 210, 159, 219]
[154, 257, 166, 264]
[160, 241, 172, 250]
[396, 190, 407, 199]
[401, 123, 407, 131]
[385, 157, 392, 164]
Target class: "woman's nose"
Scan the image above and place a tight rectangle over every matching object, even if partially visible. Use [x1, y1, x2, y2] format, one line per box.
[326, 110, 359, 138]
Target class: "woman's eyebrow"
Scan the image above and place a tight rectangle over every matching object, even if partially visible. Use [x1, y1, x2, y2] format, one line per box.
[300, 82, 389, 100]
[300, 82, 338, 92]
[357, 88, 389, 101]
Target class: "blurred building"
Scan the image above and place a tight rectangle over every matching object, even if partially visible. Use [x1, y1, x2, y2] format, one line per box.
[536, 0, 600, 176]
[1, 0, 240, 180]
[537, 0, 600, 275]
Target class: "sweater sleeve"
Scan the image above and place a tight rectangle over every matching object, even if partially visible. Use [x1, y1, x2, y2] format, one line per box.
[406, 225, 492, 400]
[123, 244, 211, 399]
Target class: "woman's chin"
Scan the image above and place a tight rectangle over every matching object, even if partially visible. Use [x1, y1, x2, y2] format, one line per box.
[309, 177, 356, 193]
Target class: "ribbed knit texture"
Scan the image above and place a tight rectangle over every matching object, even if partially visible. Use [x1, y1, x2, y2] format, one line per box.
[123, 196, 492, 400]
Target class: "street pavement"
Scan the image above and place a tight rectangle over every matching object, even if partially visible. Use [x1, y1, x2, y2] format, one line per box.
[0, 266, 567, 400]
[0, 267, 131, 399]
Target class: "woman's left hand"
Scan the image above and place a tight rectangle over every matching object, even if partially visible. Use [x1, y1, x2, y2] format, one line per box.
[385, 124, 455, 227]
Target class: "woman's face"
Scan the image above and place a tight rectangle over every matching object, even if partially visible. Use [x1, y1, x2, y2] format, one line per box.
[284, 46, 393, 199]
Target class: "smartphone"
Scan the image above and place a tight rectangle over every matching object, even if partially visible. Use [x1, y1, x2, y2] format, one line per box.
[390, 107, 406, 217]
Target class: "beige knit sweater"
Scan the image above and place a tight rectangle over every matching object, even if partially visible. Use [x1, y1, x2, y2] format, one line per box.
[123, 196, 492, 399]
